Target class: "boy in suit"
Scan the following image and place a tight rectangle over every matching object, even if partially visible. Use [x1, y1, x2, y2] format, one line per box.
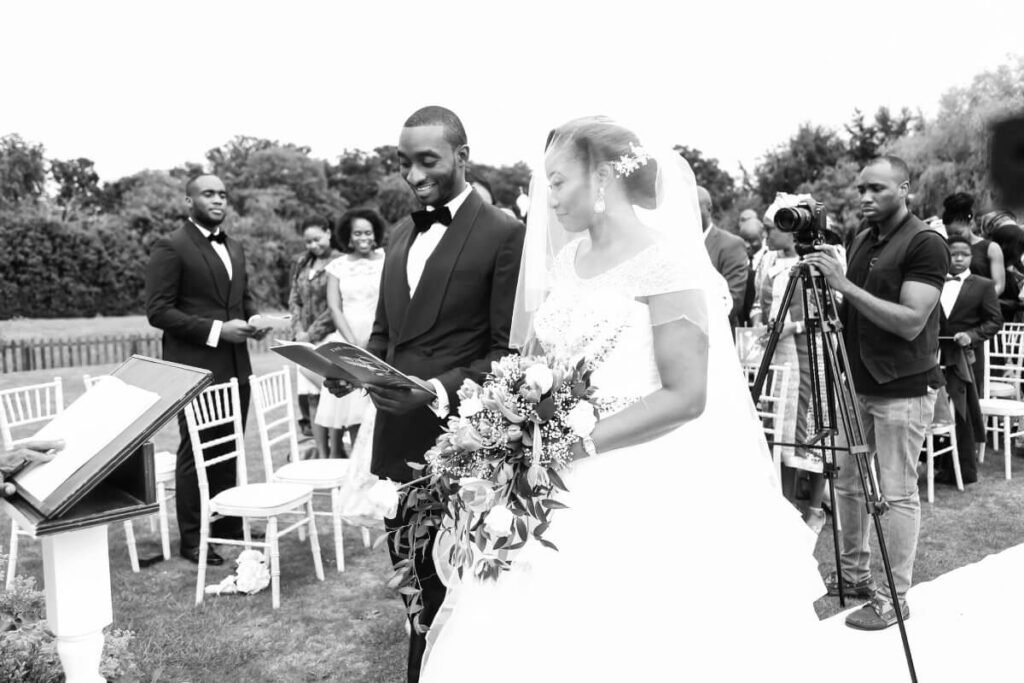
[937, 234, 1003, 484]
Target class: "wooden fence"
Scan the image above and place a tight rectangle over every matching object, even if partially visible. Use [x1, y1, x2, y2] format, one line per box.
[0, 333, 273, 373]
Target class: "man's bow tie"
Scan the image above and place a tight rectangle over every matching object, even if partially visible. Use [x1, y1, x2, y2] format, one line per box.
[946, 274, 962, 282]
[208, 232, 227, 245]
[411, 206, 453, 233]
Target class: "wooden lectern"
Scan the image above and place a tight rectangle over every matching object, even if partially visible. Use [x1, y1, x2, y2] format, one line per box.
[1, 356, 211, 682]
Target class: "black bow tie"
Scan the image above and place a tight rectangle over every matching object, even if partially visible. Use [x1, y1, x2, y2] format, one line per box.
[411, 206, 453, 233]
[946, 274, 962, 282]
[208, 232, 227, 244]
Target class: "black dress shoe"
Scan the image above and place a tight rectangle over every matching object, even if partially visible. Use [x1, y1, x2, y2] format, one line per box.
[180, 546, 224, 566]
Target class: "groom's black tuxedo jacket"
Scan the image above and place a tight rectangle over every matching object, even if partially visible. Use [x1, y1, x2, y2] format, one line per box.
[367, 190, 524, 482]
[145, 220, 258, 385]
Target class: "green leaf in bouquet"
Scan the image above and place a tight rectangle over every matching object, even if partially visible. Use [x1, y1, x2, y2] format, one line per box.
[536, 396, 556, 421]
[372, 533, 390, 551]
[533, 522, 550, 537]
[397, 586, 420, 597]
[408, 461, 426, 471]
[547, 468, 568, 491]
[515, 517, 528, 539]
[541, 498, 569, 510]
[493, 536, 508, 550]
[538, 538, 559, 551]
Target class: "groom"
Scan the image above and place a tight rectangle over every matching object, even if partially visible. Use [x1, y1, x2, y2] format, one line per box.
[326, 105, 524, 682]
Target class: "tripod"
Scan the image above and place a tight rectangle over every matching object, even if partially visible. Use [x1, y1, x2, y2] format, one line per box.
[750, 260, 917, 683]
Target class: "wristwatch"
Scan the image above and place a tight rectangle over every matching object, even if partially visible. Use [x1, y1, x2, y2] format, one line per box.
[579, 435, 598, 458]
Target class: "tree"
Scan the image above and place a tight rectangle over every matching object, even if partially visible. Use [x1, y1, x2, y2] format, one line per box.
[0, 134, 47, 209]
[328, 149, 385, 207]
[889, 55, 1024, 215]
[50, 157, 102, 220]
[673, 145, 737, 212]
[469, 161, 532, 208]
[753, 124, 847, 204]
[844, 106, 922, 165]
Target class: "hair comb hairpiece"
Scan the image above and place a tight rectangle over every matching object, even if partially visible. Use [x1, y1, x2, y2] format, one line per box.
[613, 142, 652, 178]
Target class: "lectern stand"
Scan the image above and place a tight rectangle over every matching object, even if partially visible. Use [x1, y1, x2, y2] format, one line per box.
[1, 356, 211, 682]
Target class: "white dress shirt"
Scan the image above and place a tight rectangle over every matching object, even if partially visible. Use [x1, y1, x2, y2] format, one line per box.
[941, 269, 969, 318]
[190, 218, 233, 347]
[406, 184, 473, 293]
[404, 185, 473, 417]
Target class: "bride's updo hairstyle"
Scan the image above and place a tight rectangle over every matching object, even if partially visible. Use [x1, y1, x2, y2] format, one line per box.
[545, 116, 659, 210]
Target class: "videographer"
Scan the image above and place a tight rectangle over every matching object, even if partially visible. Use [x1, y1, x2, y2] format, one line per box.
[802, 155, 950, 632]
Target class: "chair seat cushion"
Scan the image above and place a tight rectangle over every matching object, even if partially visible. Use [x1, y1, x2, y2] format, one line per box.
[275, 460, 349, 488]
[979, 398, 1024, 416]
[989, 382, 1016, 398]
[211, 482, 312, 515]
[155, 450, 176, 482]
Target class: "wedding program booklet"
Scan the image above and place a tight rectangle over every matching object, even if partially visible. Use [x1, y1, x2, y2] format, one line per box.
[271, 340, 435, 395]
[14, 376, 161, 508]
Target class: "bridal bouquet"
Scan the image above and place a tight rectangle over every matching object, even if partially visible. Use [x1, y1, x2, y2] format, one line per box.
[387, 354, 600, 629]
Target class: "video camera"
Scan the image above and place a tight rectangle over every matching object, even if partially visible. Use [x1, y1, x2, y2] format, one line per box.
[773, 198, 828, 256]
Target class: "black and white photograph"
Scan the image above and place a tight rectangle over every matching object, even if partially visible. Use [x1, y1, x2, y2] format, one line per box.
[1, 1, 1024, 681]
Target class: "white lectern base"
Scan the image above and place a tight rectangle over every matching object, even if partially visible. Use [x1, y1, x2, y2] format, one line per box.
[41, 525, 112, 683]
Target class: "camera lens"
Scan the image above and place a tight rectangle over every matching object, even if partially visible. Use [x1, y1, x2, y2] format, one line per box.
[774, 206, 810, 233]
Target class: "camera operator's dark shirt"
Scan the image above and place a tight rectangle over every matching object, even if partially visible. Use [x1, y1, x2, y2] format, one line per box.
[842, 219, 949, 398]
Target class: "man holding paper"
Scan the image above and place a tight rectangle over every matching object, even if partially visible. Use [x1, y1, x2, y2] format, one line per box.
[325, 106, 524, 682]
[145, 173, 266, 566]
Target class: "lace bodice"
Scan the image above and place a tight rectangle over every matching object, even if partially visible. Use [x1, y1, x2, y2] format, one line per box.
[532, 241, 669, 413]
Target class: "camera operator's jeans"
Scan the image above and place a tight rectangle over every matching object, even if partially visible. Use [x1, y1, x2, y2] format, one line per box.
[834, 390, 936, 605]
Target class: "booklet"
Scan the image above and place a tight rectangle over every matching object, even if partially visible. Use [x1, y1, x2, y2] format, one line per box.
[271, 340, 435, 396]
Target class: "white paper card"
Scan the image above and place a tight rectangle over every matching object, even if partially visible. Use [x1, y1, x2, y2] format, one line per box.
[16, 376, 161, 502]
[248, 314, 292, 331]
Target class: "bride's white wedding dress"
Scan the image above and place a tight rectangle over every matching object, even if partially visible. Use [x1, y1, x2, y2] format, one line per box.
[421, 239, 830, 681]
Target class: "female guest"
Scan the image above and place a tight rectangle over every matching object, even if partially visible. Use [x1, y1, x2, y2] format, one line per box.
[942, 192, 1004, 295]
[315, 208, 387, 457]
[991, 224, 1024, 324]
[759, 202, 825, 533]
[288, 218, 342, 456]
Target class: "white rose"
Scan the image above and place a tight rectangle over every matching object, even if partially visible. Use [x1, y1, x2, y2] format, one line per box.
[483, 506, 515, 536]
[523, 364, 555, 394]
[458, 395, 485, 418]
[565, 402, 598, 437]
[366, 479, 401, 519]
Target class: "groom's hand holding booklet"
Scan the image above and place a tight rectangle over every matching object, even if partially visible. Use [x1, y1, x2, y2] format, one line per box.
[270, 339, 436, 396]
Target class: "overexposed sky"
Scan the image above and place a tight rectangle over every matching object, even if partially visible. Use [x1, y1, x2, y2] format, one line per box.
[2, 0, 1022, 182]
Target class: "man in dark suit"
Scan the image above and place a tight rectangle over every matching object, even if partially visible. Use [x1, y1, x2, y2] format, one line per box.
[697, 186, 748, 328]
[326, 106, 524, 682]
[937, 234, 1003, 484]
[145, 173, 263, 566]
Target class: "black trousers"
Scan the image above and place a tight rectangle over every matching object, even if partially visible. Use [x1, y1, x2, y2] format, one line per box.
[175, 382, 249, 552]
[386, 495, 447, 683]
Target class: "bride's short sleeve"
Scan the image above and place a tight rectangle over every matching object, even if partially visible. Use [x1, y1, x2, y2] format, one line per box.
[633, 247, 730, 332]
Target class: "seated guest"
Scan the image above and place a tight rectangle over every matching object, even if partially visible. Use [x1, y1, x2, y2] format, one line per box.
[937, 234, 1003, 485]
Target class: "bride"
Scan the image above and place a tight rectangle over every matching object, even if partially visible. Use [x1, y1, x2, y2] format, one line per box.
[420, 117, 830, 681]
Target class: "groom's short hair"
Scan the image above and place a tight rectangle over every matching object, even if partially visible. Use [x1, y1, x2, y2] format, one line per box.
[404, 106, 467, 149]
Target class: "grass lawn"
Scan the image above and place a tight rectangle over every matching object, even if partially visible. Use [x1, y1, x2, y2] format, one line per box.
[3, 351, 1024, 680]
[1, 353, 406, 683]
[0, 316, 156, 340]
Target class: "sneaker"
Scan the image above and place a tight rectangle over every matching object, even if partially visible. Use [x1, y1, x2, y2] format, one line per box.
[823, 571, 876, 599]
[804, 508, 826, 535]
[845, 596, 910, 631]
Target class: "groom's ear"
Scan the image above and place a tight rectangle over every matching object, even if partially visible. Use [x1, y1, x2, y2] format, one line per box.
[454, 143, 470, 167]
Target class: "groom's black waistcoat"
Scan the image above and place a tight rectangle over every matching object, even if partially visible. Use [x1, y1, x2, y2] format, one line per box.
[367, 190, 525, 482]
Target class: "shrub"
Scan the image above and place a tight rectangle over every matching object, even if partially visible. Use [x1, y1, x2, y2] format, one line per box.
[0, 555, 141, 682]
